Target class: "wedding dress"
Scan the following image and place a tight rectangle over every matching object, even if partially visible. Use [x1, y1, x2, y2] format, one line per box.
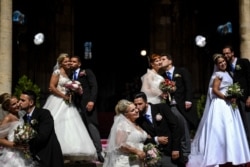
[141, 69, 164, 104]
[103, 114, 147, 167]
[0, 119, 38, 167]
[43, 69, 96, 160]
[187, 71, 250, 167]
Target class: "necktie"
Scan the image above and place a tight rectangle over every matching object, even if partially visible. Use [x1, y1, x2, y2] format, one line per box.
[27, 115, 31, 123]
[230, 64, 235, 72]
[144, 114, 152, 123]
[73, 71, 77, 80]
[166, 71, 172, 80]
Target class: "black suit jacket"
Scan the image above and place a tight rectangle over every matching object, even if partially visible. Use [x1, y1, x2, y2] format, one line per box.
[74, 68, 99, 125]
[136, 103, 181, 155]
[24, 107, 64, 167]
[162, 67, 198, 128]
[233, 58, 250, 101]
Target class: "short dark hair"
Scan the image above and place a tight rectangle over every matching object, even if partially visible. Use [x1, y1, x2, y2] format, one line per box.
[22, 90, 37, 104]
[160, 53, 173, 60]
[133, 92, 147, 102]
[222, 44, 234, 52]
[71, 55, 82, 63]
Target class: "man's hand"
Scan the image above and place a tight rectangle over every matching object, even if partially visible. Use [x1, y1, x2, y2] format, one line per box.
[86, 101, 94, 112]
[157, 136, 168, 145]
[171, 150, 180, 160]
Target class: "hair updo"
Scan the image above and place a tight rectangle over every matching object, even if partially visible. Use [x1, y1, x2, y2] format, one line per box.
[0, 93, 11, 111]
[57, 53, 69, 67]
[115, 99, 133, 115]
[213, 53, 224, 63]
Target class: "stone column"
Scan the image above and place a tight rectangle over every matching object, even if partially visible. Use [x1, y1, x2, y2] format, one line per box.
[0, 0, 12, 93]
[239, 0, 250, 60]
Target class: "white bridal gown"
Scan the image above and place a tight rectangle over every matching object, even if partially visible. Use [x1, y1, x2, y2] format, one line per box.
[0, 120, 38, 167]
[187, 71, 250, 167]
[43, 69, 96, 160]
[103, 114, 147, 167]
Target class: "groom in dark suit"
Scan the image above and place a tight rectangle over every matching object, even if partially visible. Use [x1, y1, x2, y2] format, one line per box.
[222, 45, 250, 147]
[70, 56, 104, 162]
[19, 90, 64, 167]
[160, 53, 198, 130]
[159, 53, 198, 164]
[134, 92, 183, 167]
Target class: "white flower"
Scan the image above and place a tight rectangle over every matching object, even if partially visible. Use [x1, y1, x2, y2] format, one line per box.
[155, 113, 162, 121]
[174, 73, 181, 78]
[235, 65, 241, 70]
[31, 119, 38, 125]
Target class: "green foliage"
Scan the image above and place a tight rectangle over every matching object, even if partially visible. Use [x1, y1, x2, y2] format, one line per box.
[13, 75, 41, 107]
[196, 94, 206, 119]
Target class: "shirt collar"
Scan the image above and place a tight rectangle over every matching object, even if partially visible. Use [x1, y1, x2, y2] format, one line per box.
[167, 66, 175, 74]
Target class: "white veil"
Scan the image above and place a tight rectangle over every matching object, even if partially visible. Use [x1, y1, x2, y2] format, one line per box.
[103, 114, 132, 167]
[188, 64, 218, 166]
[53, 62, 59, 71]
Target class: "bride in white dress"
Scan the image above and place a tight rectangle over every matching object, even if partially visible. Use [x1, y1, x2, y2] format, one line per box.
[187, 54, 250, 167]
[103, 99, 148, 167]
[43, 53, 96, 160]
[141, 53, 165, 104]
[0, 93, 38, 167]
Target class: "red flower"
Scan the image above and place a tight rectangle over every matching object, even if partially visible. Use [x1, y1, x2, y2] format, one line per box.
[159, 79, 176, 93]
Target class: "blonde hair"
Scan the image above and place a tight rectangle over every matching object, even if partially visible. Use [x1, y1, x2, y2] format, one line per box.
[57, 53, 69, 67]
[0, 93, 11, 111]
[213, 53, 223, 63]
[115, 99, 133, 115]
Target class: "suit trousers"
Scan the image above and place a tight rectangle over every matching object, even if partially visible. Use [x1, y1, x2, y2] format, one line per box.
[79, 109, 103, 153]
[158, 154, 178, 167]
[171, 106, 191, 156]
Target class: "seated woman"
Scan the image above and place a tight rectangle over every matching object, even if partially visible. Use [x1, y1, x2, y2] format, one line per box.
[103, 99, 148, 167]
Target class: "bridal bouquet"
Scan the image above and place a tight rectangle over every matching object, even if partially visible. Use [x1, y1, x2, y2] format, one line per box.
[14, 123, 37, 159]
[159, 79, 176, 103]
[159, 79, 176, 93]
[143, 143, 161, 167]
[128, 143, 161, 166]
[64, 80, 83, 104]
[64, 80, 83, 95]
[225, 82, 244, 110]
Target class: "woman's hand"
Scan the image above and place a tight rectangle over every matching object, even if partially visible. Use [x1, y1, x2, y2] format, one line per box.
[136, 150, 146, 160]
[161, 93, 168, 99]
[14, 143, 29, 151]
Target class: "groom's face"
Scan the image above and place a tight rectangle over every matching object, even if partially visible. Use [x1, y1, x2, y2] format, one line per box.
[70, 57, 81, 70]
[134, 97, 147, 115]
[19, 94, 32, 112]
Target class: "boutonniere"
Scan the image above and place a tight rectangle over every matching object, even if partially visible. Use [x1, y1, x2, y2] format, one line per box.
[174, 73, 181, 78]
[235, 65, 241, 70]
[79, 70, 86, 77]
[30, 119, 38, 125]
[155, 113, 162, 121]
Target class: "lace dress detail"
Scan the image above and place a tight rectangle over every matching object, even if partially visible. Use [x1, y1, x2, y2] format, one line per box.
[43, 69, 97, 160]
[103, 114, 147, 167]
[141, 69, 165, 104]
